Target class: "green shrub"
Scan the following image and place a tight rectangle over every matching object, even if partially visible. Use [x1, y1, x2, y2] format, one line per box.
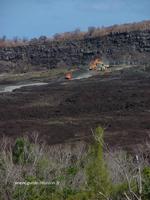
[36, 157, 50, 179]
[66, 166, 78, 176]
[62, 187, 77, 199]
[111, 182, 129, 200]
[12, 137, 32, 164]
[3, 129, 150, 200]
[66, 191, 90, 200]
[13, 185, 57, 200]
[86, 126, 112, 199]
[142, 167, 150, 200]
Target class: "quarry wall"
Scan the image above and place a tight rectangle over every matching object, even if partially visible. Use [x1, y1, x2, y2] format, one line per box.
[0, 30, 150, 72]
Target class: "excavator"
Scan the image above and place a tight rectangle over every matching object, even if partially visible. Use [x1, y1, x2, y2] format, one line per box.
[89, 58, 108, 71]
[65, 58, 109, 80]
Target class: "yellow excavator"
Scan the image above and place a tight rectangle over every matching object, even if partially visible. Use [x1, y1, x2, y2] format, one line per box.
[89, 58, 108, 71]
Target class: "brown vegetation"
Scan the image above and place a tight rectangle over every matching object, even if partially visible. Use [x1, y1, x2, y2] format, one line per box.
[0, 20, 150, 47]
[53, 20, 150, 41]
[0, 37, 29, 48]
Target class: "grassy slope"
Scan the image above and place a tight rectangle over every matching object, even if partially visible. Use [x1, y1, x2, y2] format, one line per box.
[0, 68, 68, 85]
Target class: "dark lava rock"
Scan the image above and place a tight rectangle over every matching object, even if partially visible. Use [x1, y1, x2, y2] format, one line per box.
[0, 30, 150, 73]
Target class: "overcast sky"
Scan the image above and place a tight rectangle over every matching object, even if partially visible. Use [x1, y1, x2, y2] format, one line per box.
[0, 0, 150, 39]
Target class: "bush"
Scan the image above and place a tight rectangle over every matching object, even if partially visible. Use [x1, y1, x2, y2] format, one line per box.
[142, 167, 150, 200]
[86, 127, 112, 199]
[12, 137, 32, 164]
[1, 129, 150, 200]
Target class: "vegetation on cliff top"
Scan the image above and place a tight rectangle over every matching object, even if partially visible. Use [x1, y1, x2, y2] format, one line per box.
[0, 20, 150, 47]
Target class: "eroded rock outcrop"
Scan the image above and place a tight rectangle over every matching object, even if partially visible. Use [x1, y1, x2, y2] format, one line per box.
[0, 30, 150, 72]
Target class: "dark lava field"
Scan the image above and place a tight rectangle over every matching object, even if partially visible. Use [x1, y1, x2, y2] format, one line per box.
[0, 71, 150, 151]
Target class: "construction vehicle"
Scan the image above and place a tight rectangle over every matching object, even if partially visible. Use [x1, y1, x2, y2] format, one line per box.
[89, 58, 109, 71]
[65, 69, 89, 80]
[65, 71, 72, 80]
[65, 58, 109, 80]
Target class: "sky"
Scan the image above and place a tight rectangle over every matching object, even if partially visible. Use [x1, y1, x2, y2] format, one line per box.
[0, 0, 150, 39]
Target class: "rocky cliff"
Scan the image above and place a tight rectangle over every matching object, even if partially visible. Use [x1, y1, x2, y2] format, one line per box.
[0, 30, 150, 73]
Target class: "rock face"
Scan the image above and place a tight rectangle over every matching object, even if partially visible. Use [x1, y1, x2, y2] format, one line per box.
[0, 30, 150, 72]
